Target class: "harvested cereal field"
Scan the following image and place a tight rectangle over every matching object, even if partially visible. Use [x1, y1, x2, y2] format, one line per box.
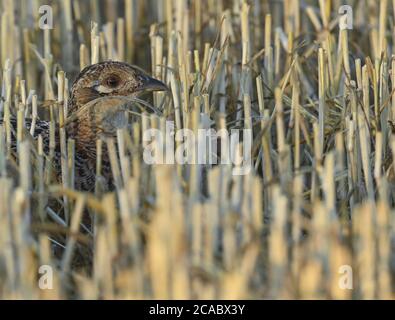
[0, 0, 395, 299]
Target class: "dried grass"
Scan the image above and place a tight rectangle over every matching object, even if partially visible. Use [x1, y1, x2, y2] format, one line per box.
[0, 0, 394, 299]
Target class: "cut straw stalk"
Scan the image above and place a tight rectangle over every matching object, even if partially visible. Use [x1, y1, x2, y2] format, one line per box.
[0, 0, 393, 300]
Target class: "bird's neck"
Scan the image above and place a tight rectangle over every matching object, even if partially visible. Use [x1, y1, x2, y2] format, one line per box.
[65, 98, 127, 187]
[65, 117, 114, 182]
[66, 119, 99, 162]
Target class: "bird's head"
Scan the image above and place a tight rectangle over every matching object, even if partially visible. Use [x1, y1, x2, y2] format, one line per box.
[69, 61, 168, 110]
[67, 61, 167, 142]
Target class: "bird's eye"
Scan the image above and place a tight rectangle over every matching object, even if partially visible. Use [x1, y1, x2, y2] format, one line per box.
[105, 75, 120, 88]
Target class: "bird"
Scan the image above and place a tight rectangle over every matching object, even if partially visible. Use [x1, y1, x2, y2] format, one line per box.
[0, 61, 168, 273]
[1, 61, 168, 192]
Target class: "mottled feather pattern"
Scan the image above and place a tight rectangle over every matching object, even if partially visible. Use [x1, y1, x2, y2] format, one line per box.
[0, 61, 166, 193]
[0, 117, 99, 191]
[68, 61, 147, 115]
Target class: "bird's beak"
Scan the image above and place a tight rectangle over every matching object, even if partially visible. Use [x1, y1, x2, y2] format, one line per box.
[138, 76, 168, 93]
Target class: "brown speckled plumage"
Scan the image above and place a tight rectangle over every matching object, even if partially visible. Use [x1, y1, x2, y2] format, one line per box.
[2, 61, 167, 191]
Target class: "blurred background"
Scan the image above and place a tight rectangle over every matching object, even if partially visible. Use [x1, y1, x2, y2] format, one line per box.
[0, 0, 394, 300]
